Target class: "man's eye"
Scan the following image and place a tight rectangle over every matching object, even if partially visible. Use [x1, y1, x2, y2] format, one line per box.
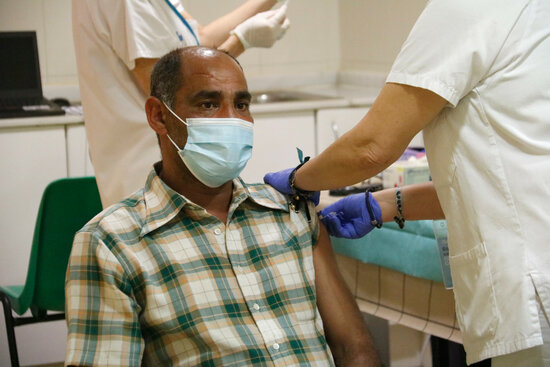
[201, 102, 216, 109]
[236, 102, 250, 110]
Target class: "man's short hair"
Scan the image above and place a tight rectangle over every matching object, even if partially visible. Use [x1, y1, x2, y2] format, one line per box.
[150, 48, 182, 108]
[150, 46, 242, 108]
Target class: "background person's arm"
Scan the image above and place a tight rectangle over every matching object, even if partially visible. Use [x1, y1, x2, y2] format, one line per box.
[132, 58, 158, 95]
[314, 224, 381, 366]
[294, 83, 448, 191]
[131, 0, 282, 95]
[186, 0, 278, 49]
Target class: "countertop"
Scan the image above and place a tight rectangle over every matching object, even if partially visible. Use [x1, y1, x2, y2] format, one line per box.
[250, 84, 381, 114]
[0, 113, 84, 129]
[0, 84, 382, 128]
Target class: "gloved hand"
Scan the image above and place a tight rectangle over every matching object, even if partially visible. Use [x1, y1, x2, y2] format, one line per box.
[230, 4, 290, 49]
[319, 192, 382, 239]
[264, 167, 320, 206]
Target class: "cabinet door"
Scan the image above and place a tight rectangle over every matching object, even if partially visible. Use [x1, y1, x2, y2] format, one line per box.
[0, 126, 67, 285]
[66, 124, 94, 177]
[316, 107, 424, 156]
[316, 107, 370, 155]
[240, 111, 315, 183]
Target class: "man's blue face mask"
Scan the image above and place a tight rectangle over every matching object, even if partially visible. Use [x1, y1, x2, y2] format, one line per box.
[163, 102, 254, 187]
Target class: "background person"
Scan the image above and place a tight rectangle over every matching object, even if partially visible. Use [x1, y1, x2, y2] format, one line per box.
[65, 46, 380, 367]
[264, 0, 550, 365]
[72, 0, 290, 207]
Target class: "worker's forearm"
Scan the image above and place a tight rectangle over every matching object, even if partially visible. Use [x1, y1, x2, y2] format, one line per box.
[292, 83, 448, 192]
[294, 129, 401, 191]
[217, 34, 245, 58]
[200, 0, 277, 47]
[373, 181, 445, 222]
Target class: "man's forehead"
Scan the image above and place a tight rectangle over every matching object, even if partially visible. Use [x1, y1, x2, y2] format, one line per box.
[179, 57, 247, 91]
[181, 51, 242, 76]
[187, 64, 242, 82]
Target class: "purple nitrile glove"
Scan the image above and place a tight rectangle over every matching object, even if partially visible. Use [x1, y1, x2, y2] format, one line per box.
[263, 167, 320, 206]
[318, 192, 382, 238]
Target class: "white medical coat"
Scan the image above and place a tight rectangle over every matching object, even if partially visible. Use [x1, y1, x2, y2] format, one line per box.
[387, 0, 550, 363]
[72, 0, 199, 207]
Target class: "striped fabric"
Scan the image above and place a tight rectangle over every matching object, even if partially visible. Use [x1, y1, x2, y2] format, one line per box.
[65, 166, 334, 367]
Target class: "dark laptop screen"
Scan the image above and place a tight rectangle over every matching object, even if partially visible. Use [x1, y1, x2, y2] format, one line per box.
[0, 31, 43, 99]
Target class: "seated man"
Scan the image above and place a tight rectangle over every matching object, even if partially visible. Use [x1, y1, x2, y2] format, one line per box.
[65, 46, 380, 367]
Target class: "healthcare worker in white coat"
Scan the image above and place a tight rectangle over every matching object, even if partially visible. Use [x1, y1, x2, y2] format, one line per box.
[264, 0, 550, 365]
[73, 0, 290, 207]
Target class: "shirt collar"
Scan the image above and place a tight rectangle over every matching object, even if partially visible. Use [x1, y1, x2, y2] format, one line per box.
[140, 164, 289, 237]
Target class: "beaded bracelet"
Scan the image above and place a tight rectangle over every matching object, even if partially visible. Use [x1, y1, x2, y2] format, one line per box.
[365, 191, 382, 228]
[393, 187, 405, 229]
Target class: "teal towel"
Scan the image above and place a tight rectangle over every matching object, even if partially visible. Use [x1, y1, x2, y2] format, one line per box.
[331, 220, 443, 283]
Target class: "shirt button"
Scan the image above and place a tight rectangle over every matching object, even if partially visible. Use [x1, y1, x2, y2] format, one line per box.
[214, 228, 222, 235]
[253, 303, 260, 311]
[272, 343, 280, 350]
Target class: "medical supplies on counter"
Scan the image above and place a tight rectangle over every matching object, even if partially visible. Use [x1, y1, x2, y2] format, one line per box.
[382, 152, 430, 188]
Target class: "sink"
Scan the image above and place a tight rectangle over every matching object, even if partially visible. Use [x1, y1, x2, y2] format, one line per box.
[250, 90, 336, 104]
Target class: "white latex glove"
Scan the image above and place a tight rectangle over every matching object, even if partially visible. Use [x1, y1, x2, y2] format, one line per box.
[230, 4, 290, 49]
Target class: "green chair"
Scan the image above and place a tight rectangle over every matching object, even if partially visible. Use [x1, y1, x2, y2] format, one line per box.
[0, 176, 102, 367]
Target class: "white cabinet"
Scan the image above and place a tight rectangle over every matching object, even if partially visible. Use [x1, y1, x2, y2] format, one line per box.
[240, 111, 316, 183]
[315, 107, 370, 155]
[0, 125, 67, 285]
[66, 124, 94, 177]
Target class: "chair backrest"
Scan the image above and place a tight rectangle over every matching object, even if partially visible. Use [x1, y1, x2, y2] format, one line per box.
[24, 177, 102, 313]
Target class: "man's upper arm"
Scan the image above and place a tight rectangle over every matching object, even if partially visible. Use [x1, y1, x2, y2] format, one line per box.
[65, 231, 143, 366]
[313, 223, 381, 366]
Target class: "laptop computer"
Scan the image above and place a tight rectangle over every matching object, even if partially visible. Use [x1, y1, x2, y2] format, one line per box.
[0, 31, 64, 119]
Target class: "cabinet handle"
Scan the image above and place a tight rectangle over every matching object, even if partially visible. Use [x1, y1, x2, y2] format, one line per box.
[331, 121, 340, 140]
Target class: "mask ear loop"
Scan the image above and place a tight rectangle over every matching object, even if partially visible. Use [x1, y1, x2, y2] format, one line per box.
[162, 102, 188, 151]
[167, 134, 183, 151]
[162, 101, 189, 126]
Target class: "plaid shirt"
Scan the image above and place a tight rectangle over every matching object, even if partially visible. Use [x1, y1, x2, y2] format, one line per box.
[65, 167, 334, 366]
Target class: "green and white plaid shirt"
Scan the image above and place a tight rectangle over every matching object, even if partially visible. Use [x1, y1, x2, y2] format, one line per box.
[65, 166, 334, 366]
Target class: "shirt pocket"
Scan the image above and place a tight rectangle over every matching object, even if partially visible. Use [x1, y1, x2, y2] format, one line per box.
[449, 241, 499, 345]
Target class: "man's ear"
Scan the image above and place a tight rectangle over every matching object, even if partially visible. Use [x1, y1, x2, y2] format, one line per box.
[145, 96, 168, 135]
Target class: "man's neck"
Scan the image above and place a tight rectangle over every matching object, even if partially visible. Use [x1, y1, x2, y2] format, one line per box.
[157, 161, 233, 223]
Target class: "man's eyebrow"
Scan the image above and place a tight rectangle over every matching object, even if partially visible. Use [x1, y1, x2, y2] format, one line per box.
[236, 91, 252, 101]
[189, 90, 251, 101]
[190, 90, 222, 101]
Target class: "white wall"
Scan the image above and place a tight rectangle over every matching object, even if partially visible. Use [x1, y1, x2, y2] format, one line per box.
[0, 0, 77, 87]
[0, 0, 427, 92]
[339, 0, 428, 74]
[0, 0, 342, 95]
[185, 0, 341, 79]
